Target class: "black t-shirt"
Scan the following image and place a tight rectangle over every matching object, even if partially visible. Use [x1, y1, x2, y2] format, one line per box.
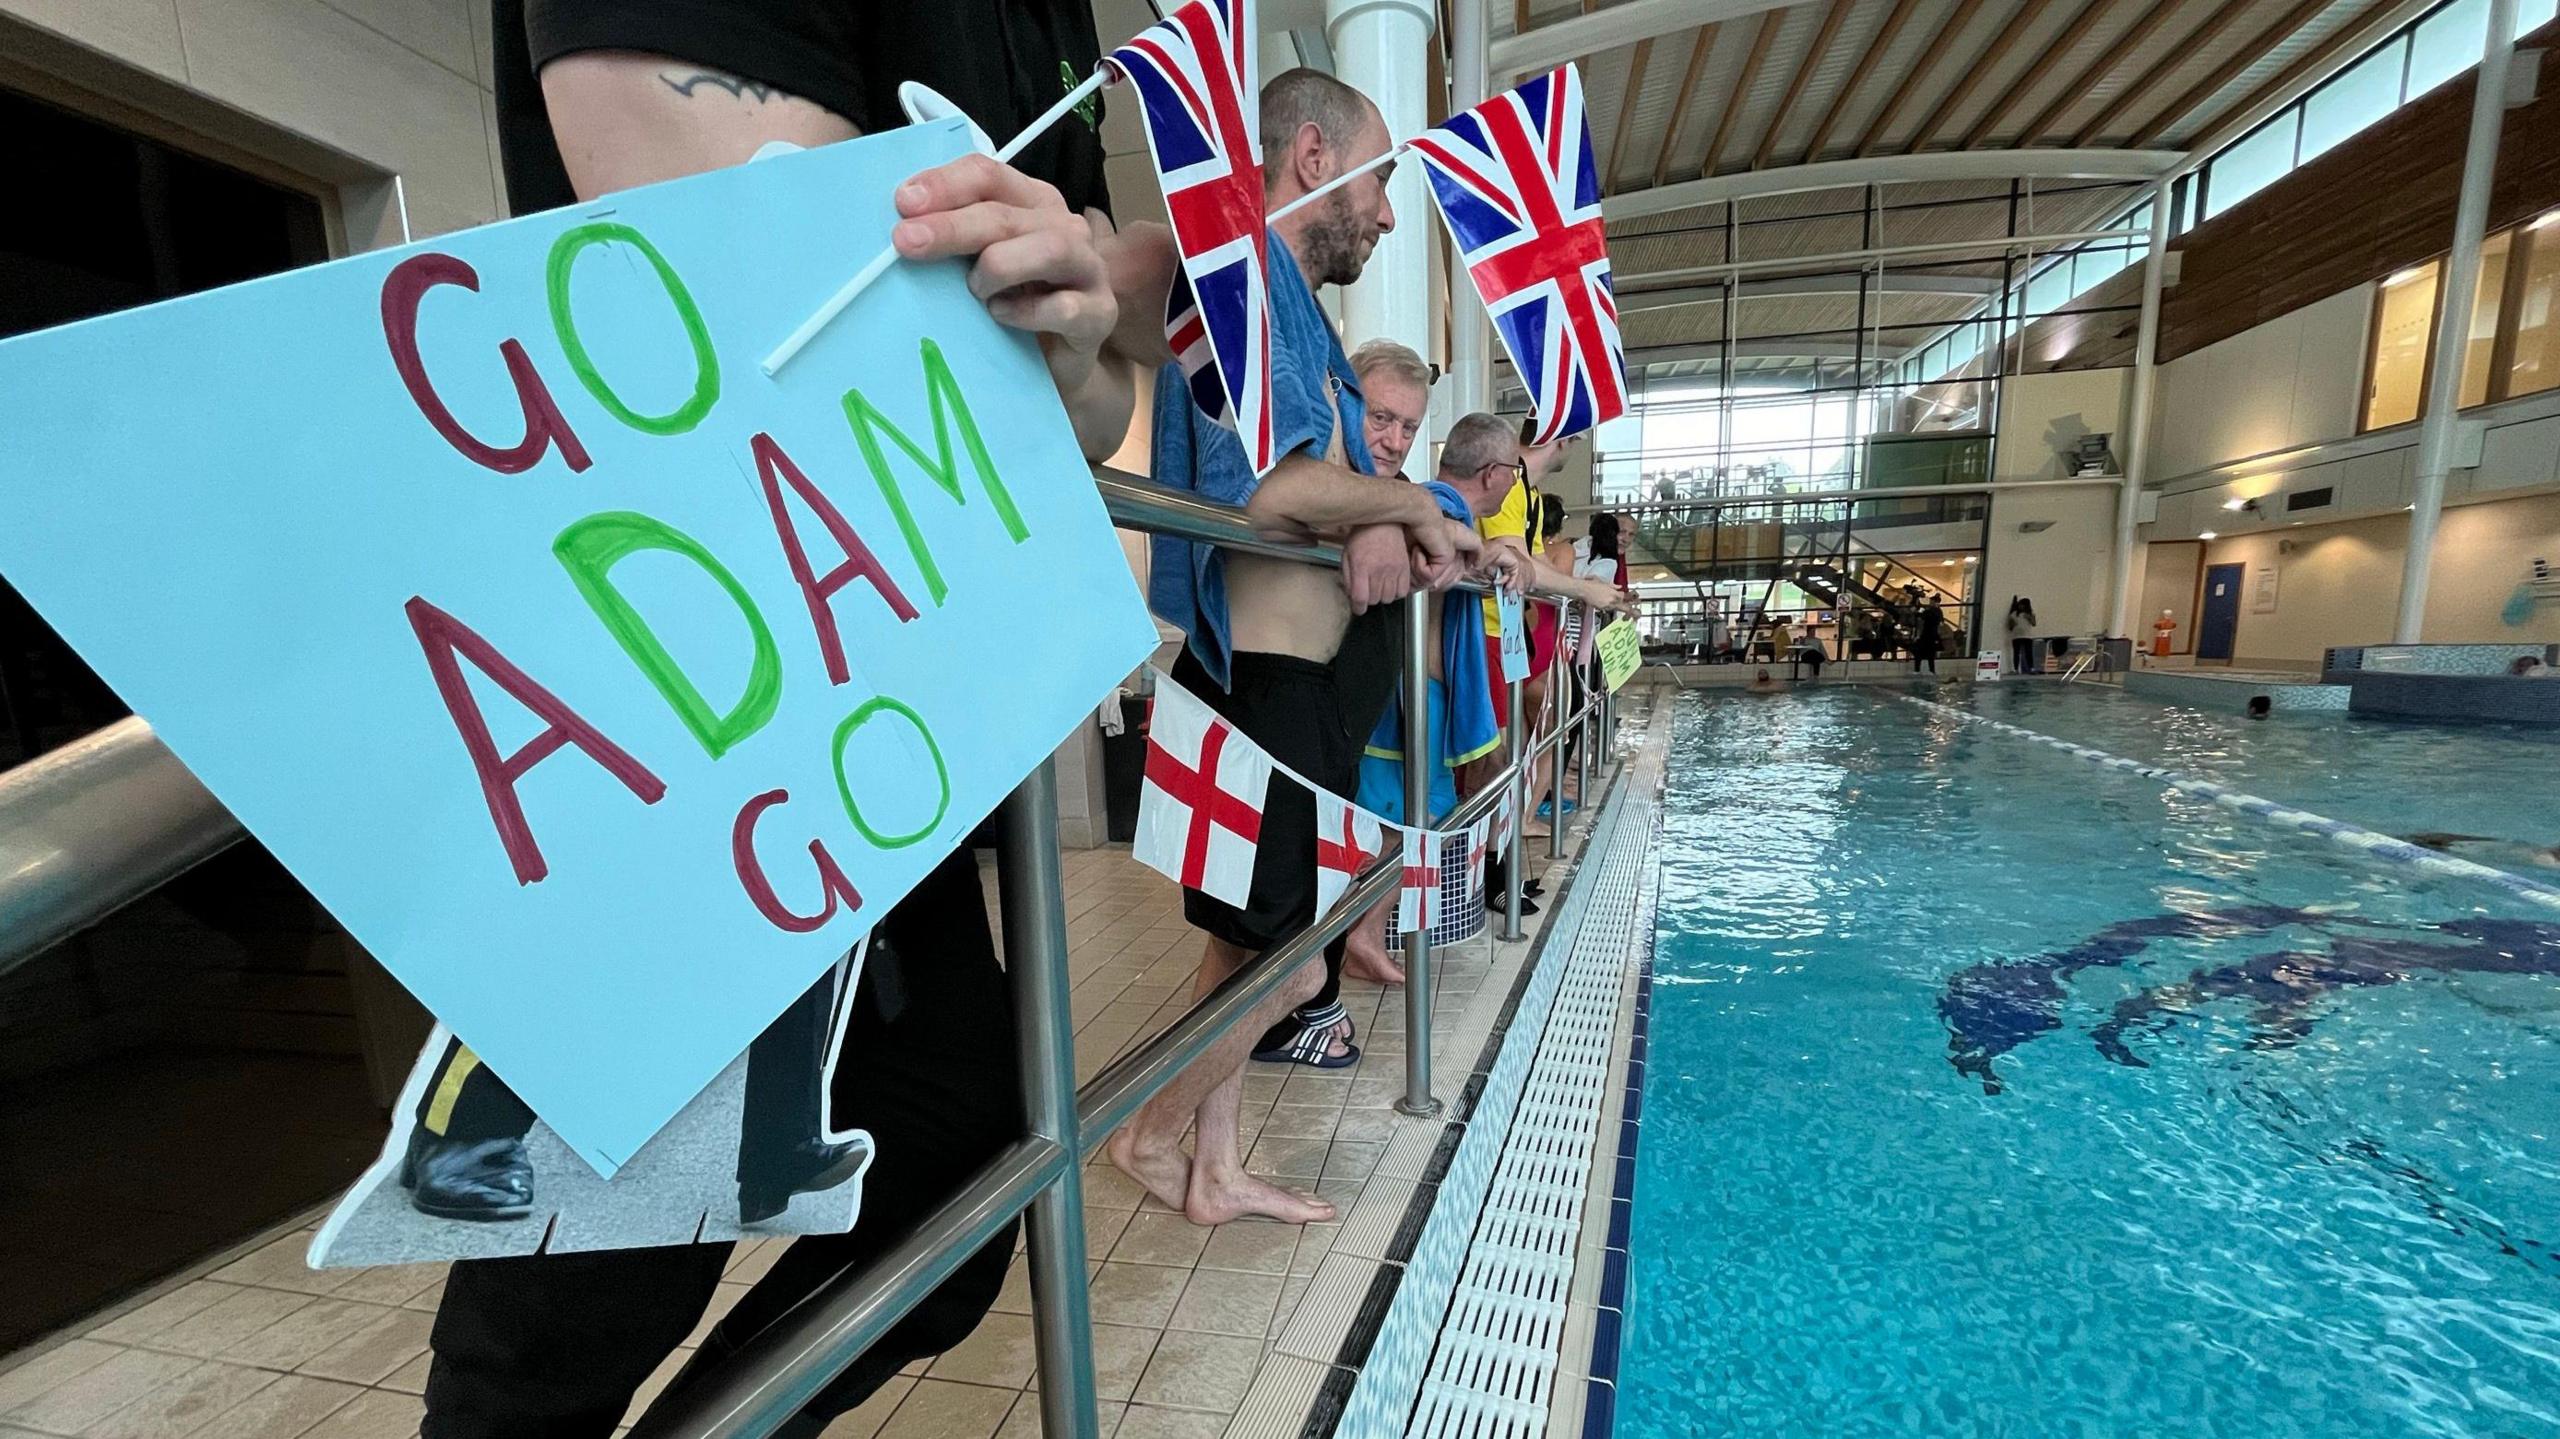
[491, 0, 1113, 218]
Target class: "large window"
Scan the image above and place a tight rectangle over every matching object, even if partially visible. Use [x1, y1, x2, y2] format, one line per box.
[2360, 212, 2560, 429]
[2190, 0, 2558, 229]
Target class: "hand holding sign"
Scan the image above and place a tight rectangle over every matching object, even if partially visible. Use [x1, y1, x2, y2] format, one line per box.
[0, 121, 1158, 1176]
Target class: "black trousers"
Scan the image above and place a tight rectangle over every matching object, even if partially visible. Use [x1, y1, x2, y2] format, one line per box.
[415, 972, 833, 1190]
[423, 851, 1022, 1439]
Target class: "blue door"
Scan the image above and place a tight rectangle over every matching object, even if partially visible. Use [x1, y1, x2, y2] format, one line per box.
[2198, 563, 2245, 661]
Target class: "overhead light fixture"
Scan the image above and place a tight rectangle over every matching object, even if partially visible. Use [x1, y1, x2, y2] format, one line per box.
[2222, 497, 2250, 511]
[2385, 267, 2429, 289]
[2199, 529, 2219, 540]
[2536, 211, 2560, 231]
[1963, 556, 1979, 565]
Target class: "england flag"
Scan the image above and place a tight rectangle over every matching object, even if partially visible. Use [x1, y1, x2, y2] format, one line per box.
[1314, 791, 1389, 918]
[1396, 825, 1444, 934]
[1134, 675, 1272, 907]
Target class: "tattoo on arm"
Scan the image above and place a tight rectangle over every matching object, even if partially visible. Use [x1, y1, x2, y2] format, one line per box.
[658, 70, 775, 103]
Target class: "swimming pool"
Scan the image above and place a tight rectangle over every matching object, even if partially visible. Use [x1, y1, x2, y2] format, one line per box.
[1616, 686, 2560, 1439]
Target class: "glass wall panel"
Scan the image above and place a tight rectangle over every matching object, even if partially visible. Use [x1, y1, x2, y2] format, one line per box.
[2205, 113, 2299, 220]
[2301, 38, 2407, 162]
[2507, 219, 2560, 397]
[2366, 260, 2439, 430]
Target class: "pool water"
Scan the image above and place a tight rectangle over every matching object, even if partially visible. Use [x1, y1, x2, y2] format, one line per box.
[1618, 686, 2560, 1439]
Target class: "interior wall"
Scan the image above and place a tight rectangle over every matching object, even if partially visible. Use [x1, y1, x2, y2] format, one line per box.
[1973, 369, 2129, 640]
[2201, 490, 2560, 664]
[2149, 286, 2369, 479]
[1993, 368, 2129, 481]
[2139, 540, 2205, 654]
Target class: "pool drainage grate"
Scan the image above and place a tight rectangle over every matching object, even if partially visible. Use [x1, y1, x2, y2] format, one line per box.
[1398, 755, 1658, 1439]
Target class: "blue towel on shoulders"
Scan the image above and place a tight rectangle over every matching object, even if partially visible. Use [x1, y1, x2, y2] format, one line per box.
[1363, 480, 1501, 776]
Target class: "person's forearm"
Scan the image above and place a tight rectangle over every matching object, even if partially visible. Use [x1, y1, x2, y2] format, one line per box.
[1101, 222, 1179, 368]
[1059, 350, 1135, 461]
[1243, 454, 1436, 534]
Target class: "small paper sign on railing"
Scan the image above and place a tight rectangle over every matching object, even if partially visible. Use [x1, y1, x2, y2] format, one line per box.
[1597, 618, 1642, 691]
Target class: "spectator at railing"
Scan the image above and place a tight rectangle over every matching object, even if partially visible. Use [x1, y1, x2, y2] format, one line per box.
[1112, 68, 1501, 1228]
[421, 3, 1169, 1436]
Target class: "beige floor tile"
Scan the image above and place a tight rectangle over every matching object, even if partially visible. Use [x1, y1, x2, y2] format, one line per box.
[297, 1386, 426, 1438]
[926, 1312, 1037, 1389]
[1130, 1331, 1261, 1413]
[1043, 1324, 1160, 1404]
[878, 1378, 1017, 1439]
[1084, 1207, 1136, 1258]
[398, 1280, 445, 1314]
[212, 1235, 347, 1297]
[620, 1350, 691, 1427]
[8, 1347, 198, 1434]
[322, 1264, 446, 1310]
[727, 1239, 788, 1283]
[150, 1287, 317, 1359]
[1076, 1164, 1151, 1212]
[220, 1298, 397, 1371]
[86, 1283, 241, 1347]
[89, 1358, 275, 1439]
[1113, 1405, 1231, 1439]
[1319, 1141, 1385, 1184]
[296, 1306, 435, 1386]
[1254, 1105, 1340, 1141]
[1195, 1224, 1296, 1277]
[187, 1375, 364, 1439]
[1329, 1109, 1399, 1144]
[0, 1339, 123, 1411]
[1086, 1264, 1188, 1329]
[681, 1281, 754, 1348]
[1166, 1270, 1283, 1339]
[1287, 1224, 1337, 1279]
[990, 1256, 1035, 1317]
[1107, 1214, 1209, 1268]
[815, 1374, 912, 1438]
[378, 1351, 433, 1395]
[1268, 1276, 1311, 1339]
[1240, 1137, 1328, 1181]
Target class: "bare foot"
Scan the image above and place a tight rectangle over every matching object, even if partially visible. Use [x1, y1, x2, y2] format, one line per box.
[1342, 924, 1404, 985]
[1523, 820, 1552, 840]
[1106, 1128, 1192, 1212]
[1186, 1169, 1337, 1226]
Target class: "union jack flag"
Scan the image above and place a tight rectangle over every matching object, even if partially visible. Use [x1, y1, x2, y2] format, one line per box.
[1408, 66, 1627, 445]
[1107, 0, 1275, 473]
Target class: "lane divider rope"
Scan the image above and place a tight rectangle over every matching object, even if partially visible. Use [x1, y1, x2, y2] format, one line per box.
[1892, 693, 2560, 914]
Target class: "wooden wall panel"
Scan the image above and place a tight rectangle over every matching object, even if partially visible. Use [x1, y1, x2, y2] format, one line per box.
[2160, 17, 2560, 363]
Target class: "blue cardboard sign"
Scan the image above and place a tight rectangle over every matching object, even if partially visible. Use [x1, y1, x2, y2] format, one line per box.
[1496, 592, 1531, 683]
[0, 121, 1157, 1175]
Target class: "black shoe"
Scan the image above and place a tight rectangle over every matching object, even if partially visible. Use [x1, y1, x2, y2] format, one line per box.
[400, 1131, 535, 1221]
[1487, 892, 1541, 917]
[1523, 878, 1546, 898]
[739, 1138, 870, 1225]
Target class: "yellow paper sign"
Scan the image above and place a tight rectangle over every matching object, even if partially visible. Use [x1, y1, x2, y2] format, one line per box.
[1597, 618, 1642, 692]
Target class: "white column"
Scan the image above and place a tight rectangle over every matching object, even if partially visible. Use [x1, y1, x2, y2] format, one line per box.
[2105, 179, 2173, 640]
[1446, 0, 1493, 419]
[1328, 0, 1437, 385]
[2397, 0, 2518, 643]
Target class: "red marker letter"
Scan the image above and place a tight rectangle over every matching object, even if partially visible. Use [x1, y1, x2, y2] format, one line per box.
[406, 596, 665, 884]
[731, 788, 863, 932]
[754, 432, 919, 686]
[381, 253, 593, 475]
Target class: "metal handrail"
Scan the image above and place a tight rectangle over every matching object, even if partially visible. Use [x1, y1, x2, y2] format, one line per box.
[0, 465, 1625, 1439]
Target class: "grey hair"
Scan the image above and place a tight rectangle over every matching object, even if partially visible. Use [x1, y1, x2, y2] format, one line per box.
[1260, 67, 1372, 189]
[1349, 339, 1431, 393]
[1440, 412, 1514, 478]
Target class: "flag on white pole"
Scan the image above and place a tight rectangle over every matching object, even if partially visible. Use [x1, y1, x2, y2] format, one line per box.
[1133, 676, 1272, 907]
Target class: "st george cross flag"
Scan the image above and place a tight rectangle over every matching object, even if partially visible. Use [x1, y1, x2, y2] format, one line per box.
[1489, 788, 1515, 860]
[1396, 825, 1445, 934]
[1313, 791, 1389, 918]
[1135, 675, 1273, 907]
[1408, 65, 1627, 445]
[1463, 815, 1492, 902]
[1107, 0, 1275, 473]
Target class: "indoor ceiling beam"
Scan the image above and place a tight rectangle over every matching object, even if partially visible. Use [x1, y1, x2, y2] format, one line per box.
[1907, 0, 2060, 151]
[2129, 0, 2337, 147]
[1603, 146, 2179, 220]
[1752, 0, 1852, 169]
[1797, 0, 1926, 163]
[1699, 15, 1779, 180]
[1491, 0, 1812, 77]
[1854, 0, 1990, 156]
[2069, 0, 2253, 146]
[2014, 0, 2191, 146]
[1651, 22, 1723, 189]
[1962, 0, 2126, 147]
[1604, 37, 1657, 190]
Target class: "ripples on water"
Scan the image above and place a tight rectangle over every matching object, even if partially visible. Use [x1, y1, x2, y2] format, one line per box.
[1618, 688, 2560, 1439]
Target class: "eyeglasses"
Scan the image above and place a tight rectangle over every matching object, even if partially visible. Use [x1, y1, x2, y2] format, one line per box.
[1367, 411, 1422, 442]
[1489, 460, 1529, 485]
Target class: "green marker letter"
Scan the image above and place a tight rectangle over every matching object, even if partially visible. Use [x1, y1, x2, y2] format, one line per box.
[841, 338, 1029, 606]
[555, 511, 780, 758]
[830, 697, 950, 849]
[547, 222, 721, 435]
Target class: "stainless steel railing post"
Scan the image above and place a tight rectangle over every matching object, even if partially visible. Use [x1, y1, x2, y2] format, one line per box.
[1574, 630, 1592, 830]
[1397, 589, 1441, 1119]
[1500, 669, 1525, 943]
[1548, 603, 1571, 862]
[995, 766, 1100, 1439]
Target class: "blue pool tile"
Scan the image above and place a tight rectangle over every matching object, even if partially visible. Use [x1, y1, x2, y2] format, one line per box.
[1607, 1197, 1631, 1249]
[1589, 1305, 1624, 1382]
[1599, 1246, 1629, 1309]
[1580, 1378, 1616, 1439]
